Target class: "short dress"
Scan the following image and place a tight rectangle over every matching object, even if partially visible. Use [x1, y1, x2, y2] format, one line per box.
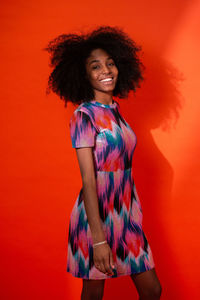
[67, 99, 155, 280]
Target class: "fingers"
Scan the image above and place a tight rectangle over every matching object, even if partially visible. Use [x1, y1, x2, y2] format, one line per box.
[94, 247, 114, 276]
[104, 258, 114, 276]
[94, 262, 105, 274]
[94, 260, 107, 274]
[109, 250, 115, 270]
[95, 259, 113, 276]
[103, 249, 114, 276]
[99, 262, 106, 274]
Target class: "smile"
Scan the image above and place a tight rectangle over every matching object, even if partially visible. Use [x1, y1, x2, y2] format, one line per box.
[100, 77, 113, 83]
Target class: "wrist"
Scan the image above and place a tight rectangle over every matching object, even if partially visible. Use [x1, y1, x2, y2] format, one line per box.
[91, 229, 105, 244]
[91, 227, 106, 244]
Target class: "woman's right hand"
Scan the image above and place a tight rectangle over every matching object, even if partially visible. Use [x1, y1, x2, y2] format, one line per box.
[75, 147, 115, 276]
[93, 243, 115, 276]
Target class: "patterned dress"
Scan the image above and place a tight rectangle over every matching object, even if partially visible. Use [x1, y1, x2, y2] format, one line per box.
[67, 99, 155, 279]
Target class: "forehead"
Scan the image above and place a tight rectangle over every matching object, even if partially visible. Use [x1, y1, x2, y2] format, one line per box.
[86, 48, 111, 62]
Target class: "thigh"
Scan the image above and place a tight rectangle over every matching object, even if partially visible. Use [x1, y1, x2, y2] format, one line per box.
[130, 268, 162, 297]
[81, 279, 105, 300]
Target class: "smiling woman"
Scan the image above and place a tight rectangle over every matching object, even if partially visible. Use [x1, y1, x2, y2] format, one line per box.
[45, 26, 143, 105]
[46, 26, 162, 300]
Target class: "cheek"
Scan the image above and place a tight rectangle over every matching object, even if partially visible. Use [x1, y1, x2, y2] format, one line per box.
[115, 67, 119, 77]
[89, 72, 99, 84]
[87, 74, 99, 89]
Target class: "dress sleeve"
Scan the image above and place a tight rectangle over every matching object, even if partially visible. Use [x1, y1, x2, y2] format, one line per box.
[69, 110, 97, 148]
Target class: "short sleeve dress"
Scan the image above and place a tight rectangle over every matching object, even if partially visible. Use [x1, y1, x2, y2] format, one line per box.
[67, 99, 155, 280]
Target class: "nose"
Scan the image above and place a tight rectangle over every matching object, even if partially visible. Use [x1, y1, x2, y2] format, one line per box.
[102, 64, 111, 74]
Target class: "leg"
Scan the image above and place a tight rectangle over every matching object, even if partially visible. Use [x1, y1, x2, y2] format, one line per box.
[130, 268, 162, 300]
[81, 279, 105, 300]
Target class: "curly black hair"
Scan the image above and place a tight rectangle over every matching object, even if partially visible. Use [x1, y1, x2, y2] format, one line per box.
[45, 26, 144, 106]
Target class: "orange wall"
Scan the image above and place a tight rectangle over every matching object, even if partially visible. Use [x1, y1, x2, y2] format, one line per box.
[1, 0, 200, 299]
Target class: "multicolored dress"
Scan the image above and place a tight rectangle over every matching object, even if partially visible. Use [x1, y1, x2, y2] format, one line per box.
[67, 99, 155, 279]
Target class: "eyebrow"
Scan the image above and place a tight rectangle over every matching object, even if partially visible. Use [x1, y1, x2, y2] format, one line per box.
[88, 59, 99, 65]
[88, 57, 113, 65]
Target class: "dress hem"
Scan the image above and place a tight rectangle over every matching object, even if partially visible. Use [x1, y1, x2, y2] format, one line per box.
[66, 264, 155, 280]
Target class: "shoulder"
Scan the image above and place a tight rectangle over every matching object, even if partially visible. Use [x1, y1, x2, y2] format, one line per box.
[72, 101, 96, 116]
[70, 102, 97, 129]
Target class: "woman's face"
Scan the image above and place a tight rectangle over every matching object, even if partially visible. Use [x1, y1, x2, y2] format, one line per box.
[85, 48, 118, 98]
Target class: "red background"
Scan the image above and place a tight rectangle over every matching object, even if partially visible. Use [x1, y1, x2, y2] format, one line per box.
[1, 0, 200, 299]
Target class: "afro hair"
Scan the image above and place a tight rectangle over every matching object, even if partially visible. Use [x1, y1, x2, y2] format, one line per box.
[45, 26, 144, 106]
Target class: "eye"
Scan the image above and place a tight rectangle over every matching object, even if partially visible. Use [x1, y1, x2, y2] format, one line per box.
[108, 61, 115, 66]
[92, 65, 100, 70]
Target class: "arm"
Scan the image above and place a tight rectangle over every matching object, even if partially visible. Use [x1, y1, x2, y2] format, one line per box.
[76, 147, 115, 275]
[76, 146, 104, 243]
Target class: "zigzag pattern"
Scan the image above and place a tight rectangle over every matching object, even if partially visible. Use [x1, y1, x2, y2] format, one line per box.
[67, 100, 155, 279]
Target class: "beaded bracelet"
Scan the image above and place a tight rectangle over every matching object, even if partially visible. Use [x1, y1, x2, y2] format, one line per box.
[93, 240, 107, 248]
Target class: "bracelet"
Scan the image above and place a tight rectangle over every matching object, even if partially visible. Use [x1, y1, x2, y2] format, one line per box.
[93, 240, 107, 248]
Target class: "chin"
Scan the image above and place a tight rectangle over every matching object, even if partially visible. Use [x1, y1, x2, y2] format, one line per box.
[102, 85, 116, 92]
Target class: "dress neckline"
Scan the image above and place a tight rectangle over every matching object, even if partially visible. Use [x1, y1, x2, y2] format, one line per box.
[90, 100, 117, 109]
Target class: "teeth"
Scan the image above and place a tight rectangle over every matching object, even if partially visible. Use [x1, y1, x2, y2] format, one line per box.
[100, 78, 113, 82]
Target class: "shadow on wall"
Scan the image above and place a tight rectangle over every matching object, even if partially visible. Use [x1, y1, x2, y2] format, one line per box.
[104, 53, 184, 300]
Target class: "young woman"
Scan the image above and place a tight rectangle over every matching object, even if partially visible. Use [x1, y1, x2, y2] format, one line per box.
[46, 26, 162, 300]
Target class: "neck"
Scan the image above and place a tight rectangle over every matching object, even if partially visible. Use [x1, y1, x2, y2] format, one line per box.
[93, 91, 113, 105]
